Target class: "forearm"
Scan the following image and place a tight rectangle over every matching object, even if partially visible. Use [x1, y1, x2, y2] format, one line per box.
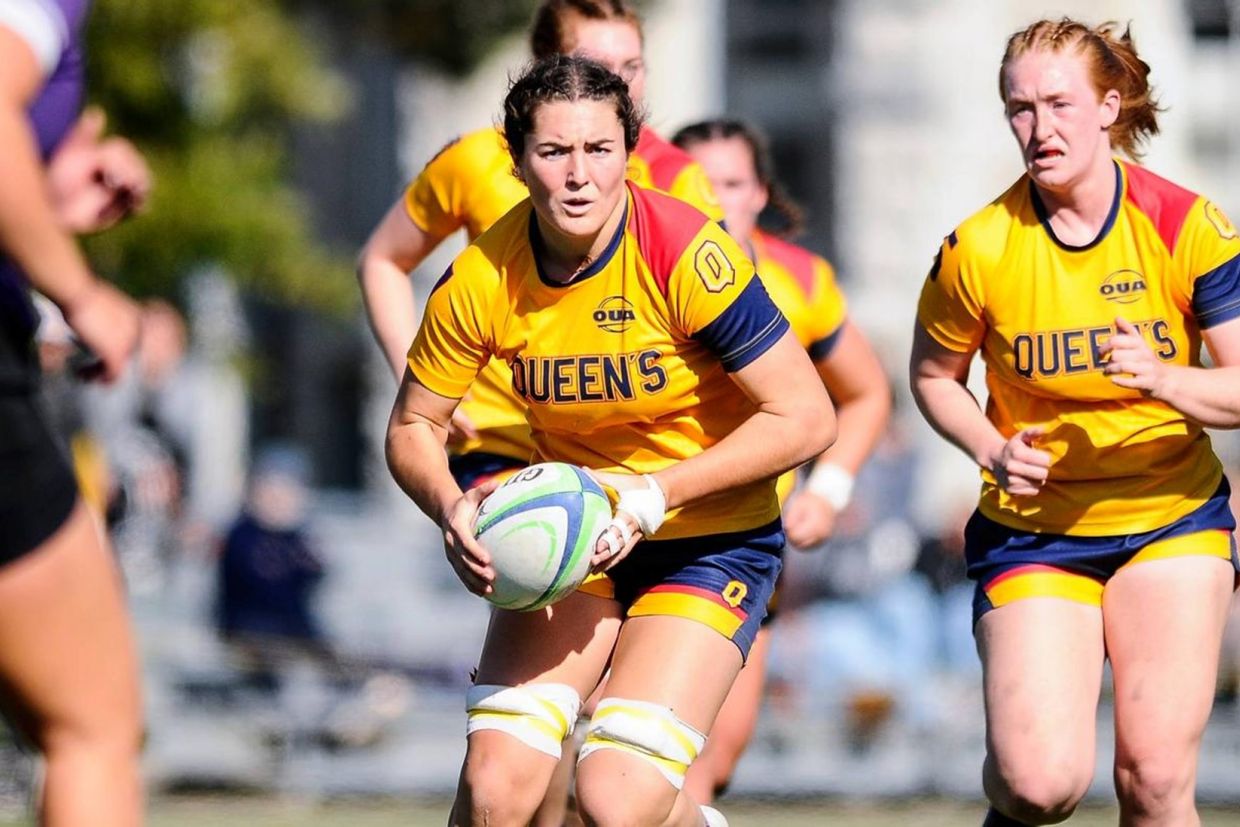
[384, 417, 461, 524]
[0, 104, 96, 310]
[811, 379, 890, 475]
[911, 374, 1004, 468]
[654, 401, 835, 511]
[1155, 364, 1240, 428]
[357, 256, 418, 382]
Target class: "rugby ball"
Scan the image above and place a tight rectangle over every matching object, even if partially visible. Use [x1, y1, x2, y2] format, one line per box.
[473, 462, 612, 611]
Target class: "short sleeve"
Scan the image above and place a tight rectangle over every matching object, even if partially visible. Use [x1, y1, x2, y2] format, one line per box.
[805, 256, 848, 360]
[1181, 200, 1240, 330]
[404, 137, 469, 239]
[916, 230, 986, 353]
[0, 0, 67, 75]
[406, 246, 495, 398]
[668, 223, 789, 372]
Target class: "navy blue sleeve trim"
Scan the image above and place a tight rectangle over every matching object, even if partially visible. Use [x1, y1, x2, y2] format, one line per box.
[1193, 254, 1240, 329]
[808, 323, 846, 362]
[692, 277, 790, 372]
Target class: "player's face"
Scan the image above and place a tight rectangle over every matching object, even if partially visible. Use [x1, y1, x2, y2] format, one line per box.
[685, 136, 767, 245]
[520, 98, 629, 244]
[566, 19, 647, 106]
[1003, 47, 1119, 194]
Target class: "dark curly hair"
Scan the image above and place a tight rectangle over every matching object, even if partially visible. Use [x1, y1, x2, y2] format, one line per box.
[502, 54, 644, 168]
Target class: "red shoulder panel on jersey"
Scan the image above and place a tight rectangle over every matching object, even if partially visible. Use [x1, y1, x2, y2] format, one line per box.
[635, 127, 697, 194]
[627, 182, 710, 295]
[1124, 162, 1199, 254]
[756, 231, 817, 296]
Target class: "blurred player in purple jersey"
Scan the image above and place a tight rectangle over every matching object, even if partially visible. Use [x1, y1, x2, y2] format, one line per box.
[912, 18, 1240, 827]
[0, 1, 149, 823]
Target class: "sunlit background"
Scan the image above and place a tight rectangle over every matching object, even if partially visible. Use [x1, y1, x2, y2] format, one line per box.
[11, 0, 1240, 823]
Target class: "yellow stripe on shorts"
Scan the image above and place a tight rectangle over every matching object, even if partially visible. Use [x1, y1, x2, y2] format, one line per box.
[1123, 529, 1233, 569]
[628, 590, 744, 637]
[984, 564, 1104, 609]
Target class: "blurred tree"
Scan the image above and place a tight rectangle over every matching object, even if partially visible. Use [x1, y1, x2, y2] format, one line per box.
[82, 0, 355, 310]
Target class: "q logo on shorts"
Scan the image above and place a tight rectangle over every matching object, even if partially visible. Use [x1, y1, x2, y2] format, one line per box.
[721, 580, 748, 608]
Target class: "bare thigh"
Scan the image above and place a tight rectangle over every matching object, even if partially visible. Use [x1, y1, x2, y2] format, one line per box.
[1104, 556, 1233, 781]
[977, 598, 1104, 781]
[475, 589, 624, 696]
[0, 501, 141, 749]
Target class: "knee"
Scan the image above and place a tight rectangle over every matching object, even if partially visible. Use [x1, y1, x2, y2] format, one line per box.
[1115, 753, 1194, 817]
[456, 746, 549, 827]
[39, 703, 143, 762]
[575, 697, 706, 826]
[576, 761, 676, 827]
[987, 756, 1091, 824]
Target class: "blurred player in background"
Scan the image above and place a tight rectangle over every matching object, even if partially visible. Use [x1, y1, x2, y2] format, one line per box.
[911, 18, 1240, 827]
[386, 56, 834, 827]
[0, 1, 150, 823]
[672, 118, 890, 804]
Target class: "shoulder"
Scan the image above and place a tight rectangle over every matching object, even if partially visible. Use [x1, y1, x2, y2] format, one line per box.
[1121, 160, 1202, 253]
[424, 126, 506, 172]
[634, 127, 701, 191]
[627, 183, 715, 286]
[0, 0, 74, 74]
[433, 202, 531, 294]
[754, 231, 827, 295]
[946, 177, 1029, 266]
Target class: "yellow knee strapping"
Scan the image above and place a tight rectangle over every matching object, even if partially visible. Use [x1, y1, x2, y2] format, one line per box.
[465, 683, 581, 759]
[577, 698, 706, 789]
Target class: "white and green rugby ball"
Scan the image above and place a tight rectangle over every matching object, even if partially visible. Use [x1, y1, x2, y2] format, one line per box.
[473, 462, 612, 611]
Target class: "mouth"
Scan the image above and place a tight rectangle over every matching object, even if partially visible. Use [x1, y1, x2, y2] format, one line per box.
[1032, 147, 1064, 165]
[561, 198, 594, 215]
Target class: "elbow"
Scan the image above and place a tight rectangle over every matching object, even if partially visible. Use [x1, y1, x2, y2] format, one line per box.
[800, 392, 837, 462]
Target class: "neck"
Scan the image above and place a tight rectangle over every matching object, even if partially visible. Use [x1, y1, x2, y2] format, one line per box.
[1034, 154, 1117, 245]
[536, 192, 628, 283]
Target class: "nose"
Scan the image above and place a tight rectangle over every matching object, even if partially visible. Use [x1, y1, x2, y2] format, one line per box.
[565, 149, 588, 188]
[1032, 104, 1054, 141]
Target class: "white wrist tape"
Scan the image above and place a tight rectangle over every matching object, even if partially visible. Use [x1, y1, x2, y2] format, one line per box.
[616, 474, 667, 537]
[805, 463, 854, 511]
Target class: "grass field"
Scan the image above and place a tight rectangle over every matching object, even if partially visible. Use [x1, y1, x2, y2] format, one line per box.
[3, 796, 1234, 826]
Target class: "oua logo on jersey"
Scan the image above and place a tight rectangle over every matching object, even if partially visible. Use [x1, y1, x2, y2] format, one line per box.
[593, 296, 636, 333]
[1099, 269, 1147, 304]
[510, 350, 668, 404]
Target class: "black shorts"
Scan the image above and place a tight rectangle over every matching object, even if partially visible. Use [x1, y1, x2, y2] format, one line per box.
[0, 390, 79, 565]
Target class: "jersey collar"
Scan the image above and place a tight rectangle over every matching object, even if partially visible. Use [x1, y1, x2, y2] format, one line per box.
[1029, 159, 1123, 253]
[529, 194, 630, 288]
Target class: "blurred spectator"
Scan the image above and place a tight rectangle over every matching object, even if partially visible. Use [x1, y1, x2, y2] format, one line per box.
[216, 444, 334, 687]
[769, 416, 980, 748]
[82, 299, 195, 590]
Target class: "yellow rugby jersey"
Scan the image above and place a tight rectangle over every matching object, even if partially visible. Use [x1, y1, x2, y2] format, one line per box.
[409, 183, 789, 540]
[404, 126, 724, 464]
[750, 230, 849, 504]
[918, 160, 1240, 535]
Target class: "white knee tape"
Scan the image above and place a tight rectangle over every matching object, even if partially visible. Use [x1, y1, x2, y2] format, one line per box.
[577, 697, 706, 789]
[465, 683, 582, 759]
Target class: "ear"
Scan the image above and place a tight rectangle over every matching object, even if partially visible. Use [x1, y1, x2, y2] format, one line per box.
[755, 183, 770, 213]
[1099, 88, 1121, 130]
